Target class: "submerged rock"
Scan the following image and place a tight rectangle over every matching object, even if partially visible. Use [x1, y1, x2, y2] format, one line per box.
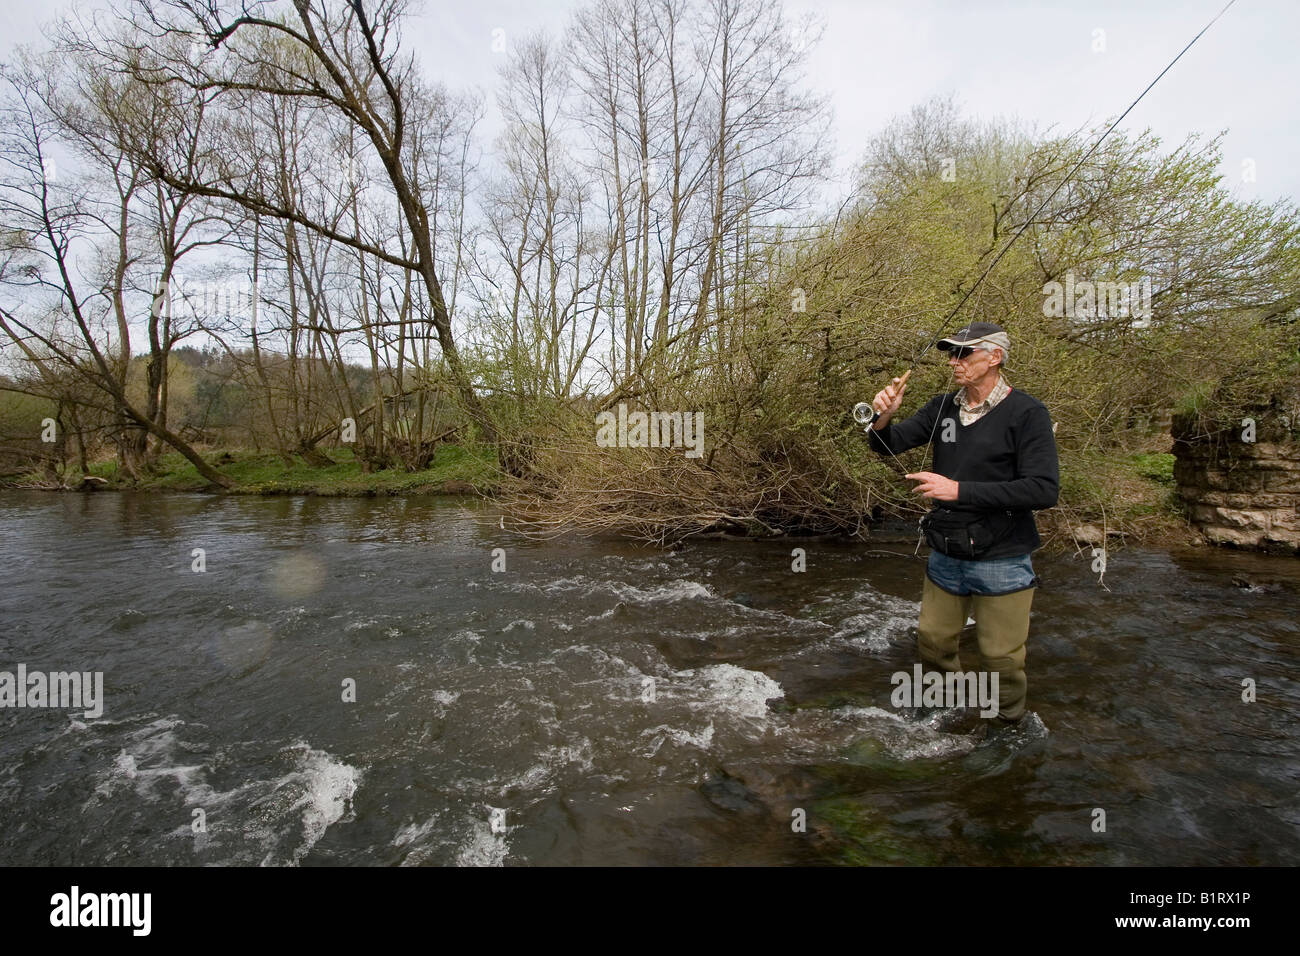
[699, 771, 766, 817]
[69, 475, 109, 492]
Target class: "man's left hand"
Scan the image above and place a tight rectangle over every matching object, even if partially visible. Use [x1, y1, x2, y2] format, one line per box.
[905, 472, 959, 501]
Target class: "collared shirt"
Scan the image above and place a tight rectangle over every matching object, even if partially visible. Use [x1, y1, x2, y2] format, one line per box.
[957, 374, 1011, 426]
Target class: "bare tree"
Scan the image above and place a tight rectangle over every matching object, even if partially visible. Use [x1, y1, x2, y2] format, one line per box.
[96, 0, 504, 455]
[0, 54, 235, 486]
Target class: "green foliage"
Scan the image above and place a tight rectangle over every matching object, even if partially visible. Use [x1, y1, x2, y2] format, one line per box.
[79, 443, 497, 495]
[0, 389, 58, 434]
[0, 389, 60, 474]
[1174, 382, 1215, 419]
[1130, 452, 1175, 485]
[505, 102, 1300, 543]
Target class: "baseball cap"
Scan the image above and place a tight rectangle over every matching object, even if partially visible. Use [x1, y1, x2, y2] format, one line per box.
[937, 321, 1010, 366]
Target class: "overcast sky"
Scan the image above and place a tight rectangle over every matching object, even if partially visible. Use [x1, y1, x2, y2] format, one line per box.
[1, 0, 1293, 207]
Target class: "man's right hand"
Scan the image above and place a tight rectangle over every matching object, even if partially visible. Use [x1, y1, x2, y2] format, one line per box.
[870, 370, 910, 430]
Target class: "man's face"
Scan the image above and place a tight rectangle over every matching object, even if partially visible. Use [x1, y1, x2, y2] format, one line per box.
[948, 345, 998, 385]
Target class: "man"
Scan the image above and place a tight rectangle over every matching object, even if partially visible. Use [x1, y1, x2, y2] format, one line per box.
[866, 321, 1059, 727]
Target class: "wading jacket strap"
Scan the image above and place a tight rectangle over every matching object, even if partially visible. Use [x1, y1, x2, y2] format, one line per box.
[868, 387, 1060, 558]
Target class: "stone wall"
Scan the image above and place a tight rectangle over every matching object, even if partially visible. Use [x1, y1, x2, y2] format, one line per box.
[1172, 396, 1300, 552]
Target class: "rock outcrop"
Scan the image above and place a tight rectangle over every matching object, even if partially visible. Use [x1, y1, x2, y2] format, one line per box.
[1172, 391, 1300, 552]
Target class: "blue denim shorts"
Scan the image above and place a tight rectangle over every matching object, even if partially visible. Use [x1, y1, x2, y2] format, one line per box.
[926, 550, 1037, 596]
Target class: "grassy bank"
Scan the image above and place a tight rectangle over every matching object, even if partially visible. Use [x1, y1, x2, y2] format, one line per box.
[4, 443, 1196, 548]
[1038, 448, 1191, 548]
[8, 443, 499, 496]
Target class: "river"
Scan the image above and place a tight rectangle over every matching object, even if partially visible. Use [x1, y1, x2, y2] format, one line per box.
[0, 490, 1296, 865]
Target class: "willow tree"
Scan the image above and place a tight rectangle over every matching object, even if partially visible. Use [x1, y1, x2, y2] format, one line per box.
[0, 53, 236, 487]
[84, 0, 503, 457]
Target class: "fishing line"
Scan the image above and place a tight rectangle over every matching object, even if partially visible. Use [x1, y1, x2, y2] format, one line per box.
[901, 0, 1239, 367]
[853, 361, 959, 554]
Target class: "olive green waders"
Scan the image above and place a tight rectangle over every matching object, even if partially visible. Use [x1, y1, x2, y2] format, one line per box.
[916, 577, 1035, 721]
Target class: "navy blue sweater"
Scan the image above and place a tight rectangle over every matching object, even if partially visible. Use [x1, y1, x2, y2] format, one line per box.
[868, 387, 1060, 556]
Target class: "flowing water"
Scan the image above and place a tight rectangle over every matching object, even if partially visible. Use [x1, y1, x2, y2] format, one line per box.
[0, 490, 1296, 866]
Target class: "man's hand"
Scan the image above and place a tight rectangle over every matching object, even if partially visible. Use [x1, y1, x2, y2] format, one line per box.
[870, 369, 911, 430]
[905, 472, 959, 502]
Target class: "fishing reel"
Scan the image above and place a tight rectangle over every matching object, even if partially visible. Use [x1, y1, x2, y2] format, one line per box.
[853, 369, 910, 431]
[852, 402, 879, 430]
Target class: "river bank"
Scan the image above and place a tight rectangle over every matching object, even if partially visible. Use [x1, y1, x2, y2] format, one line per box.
[1, 444, 1205, 552]
[3, 444, 501, 497]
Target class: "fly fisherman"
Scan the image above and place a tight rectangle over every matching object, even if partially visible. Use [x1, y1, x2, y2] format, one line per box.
[865, 322, 1059, 728]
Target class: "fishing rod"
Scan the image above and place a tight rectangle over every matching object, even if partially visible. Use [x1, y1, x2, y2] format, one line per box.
[853, 0, 1239, 416]
[849, 0, 1239, 551]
